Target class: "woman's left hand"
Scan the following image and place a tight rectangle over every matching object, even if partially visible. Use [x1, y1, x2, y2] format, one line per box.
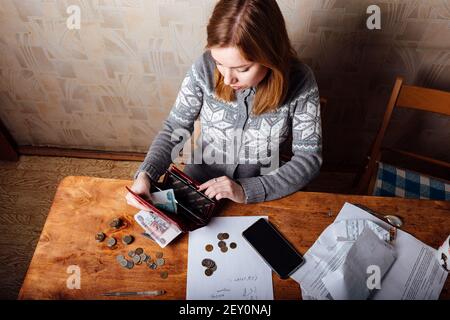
[197, 176, 245, 203]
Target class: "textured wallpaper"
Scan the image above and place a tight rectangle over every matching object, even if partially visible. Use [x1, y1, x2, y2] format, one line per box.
[0, 0, 449, 167]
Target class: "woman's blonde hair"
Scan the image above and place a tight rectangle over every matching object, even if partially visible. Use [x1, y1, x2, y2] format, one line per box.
[206, 0, 299, 115]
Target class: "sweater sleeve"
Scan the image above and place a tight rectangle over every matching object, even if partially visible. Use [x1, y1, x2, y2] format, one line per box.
[134, 65, 204, 181]
[237, 71, 323, 203]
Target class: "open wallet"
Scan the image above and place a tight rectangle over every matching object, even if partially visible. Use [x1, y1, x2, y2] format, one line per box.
[126, 165, 219, 245]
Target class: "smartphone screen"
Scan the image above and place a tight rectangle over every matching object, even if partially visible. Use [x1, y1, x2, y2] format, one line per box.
[242, 218, 304, 279]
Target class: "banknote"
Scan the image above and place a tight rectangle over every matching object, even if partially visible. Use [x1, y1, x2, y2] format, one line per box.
[134, 209, 182, 248]
[150, 189, 177, 214]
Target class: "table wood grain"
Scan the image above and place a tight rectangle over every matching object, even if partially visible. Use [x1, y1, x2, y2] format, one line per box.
[18, 176, 450, 299]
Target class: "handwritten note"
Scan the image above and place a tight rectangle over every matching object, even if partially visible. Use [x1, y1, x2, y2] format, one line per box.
[186, 216, 274, 300]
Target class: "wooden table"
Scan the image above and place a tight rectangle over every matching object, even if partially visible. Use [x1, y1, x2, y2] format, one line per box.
[19, 176, 450, 299]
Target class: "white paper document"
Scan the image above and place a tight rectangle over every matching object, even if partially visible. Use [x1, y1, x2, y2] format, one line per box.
[186, 216, 274, 300]
[291, 202, 448, 300]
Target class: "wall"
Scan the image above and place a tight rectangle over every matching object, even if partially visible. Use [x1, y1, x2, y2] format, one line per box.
[0, 0, 449, 168]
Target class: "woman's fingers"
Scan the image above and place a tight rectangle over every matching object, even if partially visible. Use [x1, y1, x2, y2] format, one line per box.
[126, 193, 152, 211]
[198, 176, 227, 191]
[204, 182, 233, 199]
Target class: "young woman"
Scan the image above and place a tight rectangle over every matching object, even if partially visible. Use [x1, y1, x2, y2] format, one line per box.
[126, 0, 322, 209]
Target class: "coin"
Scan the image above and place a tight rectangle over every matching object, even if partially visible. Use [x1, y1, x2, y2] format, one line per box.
[218, 241, 226, 248]
[220, 246, 228, 253]
[202, 258, 212, 267]
[126, 260, 134, 269]
[230, 242, 237, 249]
[95, 232, 106, 242]
[205, 244, 213, 252]
[135, 247, 144, 255]
[222, 233, 229, 240]
[132, 255, 141, 264]
[210, 264, 217, 272]
[160, 271, 168, 279]
[156, 258, 165, 266]
[201, 258, 215, 268]
[119, 259, 128, 268]
[140, 253, 149, 263]
[106, 237, 117, 248]
[217, 233, 223, 240]
[109, 218, 122, 229]
[116, 255, 126, 263]
[148, 262, 157, 270]
[155, 252, 163, 259]
[128, 250, 136, 258]
[205, 269, 213, 276]
[122, 235, 134, 245]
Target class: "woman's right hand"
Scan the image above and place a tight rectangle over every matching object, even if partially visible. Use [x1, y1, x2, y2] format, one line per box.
[125, 171, 153, 211]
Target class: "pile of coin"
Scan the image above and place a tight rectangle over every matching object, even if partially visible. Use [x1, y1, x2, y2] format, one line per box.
[95, 217, 134, 249]
[118, 248, 168, 279]
[116, 255, 134, 269]
[201, 258, 217, 276]
[204, 232, 237, 254]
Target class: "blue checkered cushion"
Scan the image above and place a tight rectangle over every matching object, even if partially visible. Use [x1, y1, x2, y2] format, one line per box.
[373, 162, 450, 200]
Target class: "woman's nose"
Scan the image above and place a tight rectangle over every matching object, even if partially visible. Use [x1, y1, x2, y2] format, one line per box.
[223, 69, 236, 86]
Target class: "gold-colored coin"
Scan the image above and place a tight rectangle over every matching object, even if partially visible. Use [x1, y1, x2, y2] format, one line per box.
[205, 244, 213, 252]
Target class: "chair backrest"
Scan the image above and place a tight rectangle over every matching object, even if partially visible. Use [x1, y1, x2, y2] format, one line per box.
[357, 77, 450, 195]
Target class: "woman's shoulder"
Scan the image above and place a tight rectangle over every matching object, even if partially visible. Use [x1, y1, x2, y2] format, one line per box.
[286, 59, 318, 103]
[189, 51, 215, 93]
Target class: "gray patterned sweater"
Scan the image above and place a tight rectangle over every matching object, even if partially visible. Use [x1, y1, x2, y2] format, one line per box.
[135, 51, 322, 203]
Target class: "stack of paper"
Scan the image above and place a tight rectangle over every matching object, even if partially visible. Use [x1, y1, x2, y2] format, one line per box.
[291, 203, 448, 300]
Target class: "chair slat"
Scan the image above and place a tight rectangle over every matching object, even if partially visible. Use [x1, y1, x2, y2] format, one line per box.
[397, 85, 450, 116]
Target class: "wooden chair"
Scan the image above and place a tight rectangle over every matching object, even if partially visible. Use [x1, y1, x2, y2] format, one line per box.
[356, 77, 450, 197]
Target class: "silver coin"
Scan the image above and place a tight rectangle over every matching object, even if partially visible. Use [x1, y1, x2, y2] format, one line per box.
[148, 262, 157, 270]
[119, 259, 128, 268]
[116, 255, 125, 263]
[156, 258, 165, 266]
[122, 235, 134, 245]
[132, 255, 141, 264]
[126, 260, 134, 269]
[140, 253, 148, 263]
[107, 237, 117, 248]
[128, 250, 136, 258]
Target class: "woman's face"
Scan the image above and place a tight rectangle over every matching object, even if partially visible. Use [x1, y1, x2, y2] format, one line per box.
[210, 46, 268, 91]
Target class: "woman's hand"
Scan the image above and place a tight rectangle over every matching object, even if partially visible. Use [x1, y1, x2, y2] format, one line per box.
[197, 176, 245, 203]
[125, 171, 153, 211]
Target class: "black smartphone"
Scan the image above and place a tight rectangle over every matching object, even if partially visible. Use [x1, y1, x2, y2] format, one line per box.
[242, 218, 305, 279]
